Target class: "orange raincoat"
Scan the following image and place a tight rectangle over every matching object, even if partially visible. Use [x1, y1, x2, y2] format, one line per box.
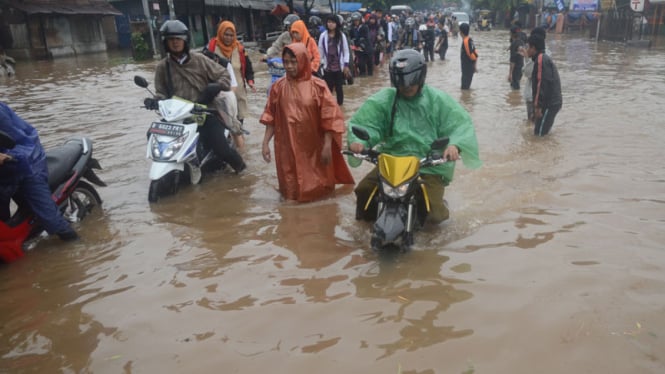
[260, 43, 354, 202]
[289, 20, 321, 74]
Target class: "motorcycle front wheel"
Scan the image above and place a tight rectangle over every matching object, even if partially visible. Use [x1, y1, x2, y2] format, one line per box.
[148, 171, 181, 203]
[62, 181, 102, 223]
[148, 179, 161, 203]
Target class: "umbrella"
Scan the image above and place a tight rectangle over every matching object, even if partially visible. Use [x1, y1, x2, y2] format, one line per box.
[271, 3, 289, 16]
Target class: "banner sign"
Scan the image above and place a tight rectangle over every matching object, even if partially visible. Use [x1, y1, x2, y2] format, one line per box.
[569, 0, 599, 11]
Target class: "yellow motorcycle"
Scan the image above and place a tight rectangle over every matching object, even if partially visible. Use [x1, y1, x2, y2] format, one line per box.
[345, 127, 450, 251]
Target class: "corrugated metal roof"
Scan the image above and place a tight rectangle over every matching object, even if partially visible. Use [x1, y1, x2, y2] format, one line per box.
[8, 0, 122, 15]
[204, 0, 275, 11]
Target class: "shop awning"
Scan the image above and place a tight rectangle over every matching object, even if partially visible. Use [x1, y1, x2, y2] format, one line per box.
[8, 0, 122, 15]
[205, 0, 275, 11]
[338, 2, 363, 12]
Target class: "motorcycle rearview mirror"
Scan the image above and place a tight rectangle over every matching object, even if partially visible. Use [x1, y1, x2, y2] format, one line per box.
[351, 126, 371, 141]
[0, 130, 16, 149]
[134, 75, 157, 97]
[430, 137, 450, 150]
[134, 75, 149, 88]
[197, 83, 223, 104]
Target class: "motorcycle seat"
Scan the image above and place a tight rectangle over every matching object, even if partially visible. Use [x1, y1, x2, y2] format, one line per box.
[46, 140, 82, 190]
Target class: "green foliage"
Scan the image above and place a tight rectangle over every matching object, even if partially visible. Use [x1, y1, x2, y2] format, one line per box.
[365, 0, 391, 11]
[473, 0, 521, 12]
[131, 32, 151, 61]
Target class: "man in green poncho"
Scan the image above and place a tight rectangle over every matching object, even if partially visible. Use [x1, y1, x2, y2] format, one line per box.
[347, 48, 481, 223]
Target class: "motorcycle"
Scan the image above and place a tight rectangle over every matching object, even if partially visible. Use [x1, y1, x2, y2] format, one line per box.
[0, 130, 106, 262]
[258, 47, 285, 96]
[475, 18, 492, 31]
[0, 53, 15, 77]
[133, 75, 234, 203]
[344, 126, 450, 252]
[266, 56, 285, 95]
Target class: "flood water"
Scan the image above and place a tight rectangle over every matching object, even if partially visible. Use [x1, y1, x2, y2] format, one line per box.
[1, 30, 664, 373]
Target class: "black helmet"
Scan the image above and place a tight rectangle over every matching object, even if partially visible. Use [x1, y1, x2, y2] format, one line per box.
[350, 12, 362, 22]
[309, 15, 322, 27]
[160, 20, 189, 54]
[160, 20, 189, 41]
[389, 49, 427, 93]
[283, 14, 300, 29]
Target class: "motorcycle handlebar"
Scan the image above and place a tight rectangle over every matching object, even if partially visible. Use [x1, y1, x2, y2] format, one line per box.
[343, 149, 453, 167]
[342, 149, 379, 163]
[190, 106, 217, 115]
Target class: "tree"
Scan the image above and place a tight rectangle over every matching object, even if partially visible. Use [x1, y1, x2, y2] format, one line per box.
[366, 0, 391, 12]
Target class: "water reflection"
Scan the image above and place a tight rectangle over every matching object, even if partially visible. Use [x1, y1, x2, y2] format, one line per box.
[353, 250, 473, 359]
[271, 201, 354, 270]
[0, 235, 120, 373]
[266, 201, 356, 304]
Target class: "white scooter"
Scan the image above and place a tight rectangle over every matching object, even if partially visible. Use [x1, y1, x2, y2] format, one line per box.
[0, 53, 15, 77]
[134, 75, 233, 202]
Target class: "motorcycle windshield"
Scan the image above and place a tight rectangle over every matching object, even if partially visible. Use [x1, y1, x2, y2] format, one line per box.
[159, 97, 195, 122]
[378, 154, 420, 187]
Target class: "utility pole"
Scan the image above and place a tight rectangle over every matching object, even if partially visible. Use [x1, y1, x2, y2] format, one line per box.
[141, 0, 157, 57]
[168, 0, 176, 20]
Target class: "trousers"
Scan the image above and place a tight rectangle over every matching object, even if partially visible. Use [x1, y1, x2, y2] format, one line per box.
[354, 168, 450, 224]
[0, 159, 73, 235]
[198, 115, 245, 172]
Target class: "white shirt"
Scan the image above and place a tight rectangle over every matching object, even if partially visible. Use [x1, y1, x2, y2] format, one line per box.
[226, 62, 237, 88]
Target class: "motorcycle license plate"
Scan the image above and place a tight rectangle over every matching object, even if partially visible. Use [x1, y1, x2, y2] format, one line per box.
[148, 122, 184, 137]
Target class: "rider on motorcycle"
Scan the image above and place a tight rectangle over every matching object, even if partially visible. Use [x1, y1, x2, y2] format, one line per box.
[151, 20, 246, 173]
[308, 15, 323, 42]
[347, 49, 482, 223]
[0, 102, 79, 241]
[264, 14, 300, 59]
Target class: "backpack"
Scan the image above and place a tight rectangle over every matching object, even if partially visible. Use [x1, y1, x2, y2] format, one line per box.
[202, 41, 230, 67]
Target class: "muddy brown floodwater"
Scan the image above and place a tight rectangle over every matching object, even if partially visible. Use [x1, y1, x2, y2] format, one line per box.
[1, 30, 664, 373]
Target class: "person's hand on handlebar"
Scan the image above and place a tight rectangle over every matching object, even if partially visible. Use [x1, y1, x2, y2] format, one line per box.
[0, 152, 13, 165]
[443, 145, 460, 161]
[349, 142, 365, 154]
[144, 98, 159, 110]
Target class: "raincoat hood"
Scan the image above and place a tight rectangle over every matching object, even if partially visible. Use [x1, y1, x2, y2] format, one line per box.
[289, 20, 313, 47]
[0, 102, 46, 179]
[284, 43, 312, 81]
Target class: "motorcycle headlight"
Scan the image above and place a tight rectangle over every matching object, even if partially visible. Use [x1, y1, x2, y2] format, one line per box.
[382, 180, 410, 198]
[151, 132, 188, 160]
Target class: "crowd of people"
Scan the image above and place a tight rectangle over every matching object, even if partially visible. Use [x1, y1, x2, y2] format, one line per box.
[0, 9, 563, 242]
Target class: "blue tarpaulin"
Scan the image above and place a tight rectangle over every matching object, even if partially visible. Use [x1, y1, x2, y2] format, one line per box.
[339, 2, 362, 12]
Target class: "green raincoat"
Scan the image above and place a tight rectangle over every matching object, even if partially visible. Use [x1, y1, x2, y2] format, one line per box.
[347, 85, 481, 185]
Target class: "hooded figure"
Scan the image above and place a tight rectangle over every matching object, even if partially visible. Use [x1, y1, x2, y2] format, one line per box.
[0, 102, 79, 242]
[260, 43, 354, 202]
[289, 20, 321, 74]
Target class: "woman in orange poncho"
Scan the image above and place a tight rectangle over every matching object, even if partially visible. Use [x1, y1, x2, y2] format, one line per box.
[288, 20, 321, 75]
[260, 43, 354, 202]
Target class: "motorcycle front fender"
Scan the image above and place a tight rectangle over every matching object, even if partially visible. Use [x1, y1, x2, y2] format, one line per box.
[374, 202, 408, 244]
[149, 161, 184, 181]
